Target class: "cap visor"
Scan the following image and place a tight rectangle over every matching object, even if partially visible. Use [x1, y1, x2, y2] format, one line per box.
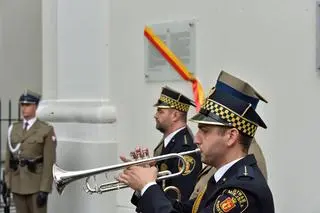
[20, 101, 36, 104]
[189, 113, 229, 126]
[153, 101, 172, 108]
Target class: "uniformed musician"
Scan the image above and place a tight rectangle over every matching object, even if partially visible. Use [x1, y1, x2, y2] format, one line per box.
[189, 70, 269, 199]
[131, 86, 202, 203]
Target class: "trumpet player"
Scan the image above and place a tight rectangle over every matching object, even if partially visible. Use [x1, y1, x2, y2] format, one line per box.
[131, 86, 202, 202]
[118, 72, 274, 213]
[189, 70, 269, 200]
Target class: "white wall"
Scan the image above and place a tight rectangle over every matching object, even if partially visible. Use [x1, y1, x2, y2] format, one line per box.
[0, 0, 42, 160]
[0, 0, 42, 94]
[108, 1, 320, 213]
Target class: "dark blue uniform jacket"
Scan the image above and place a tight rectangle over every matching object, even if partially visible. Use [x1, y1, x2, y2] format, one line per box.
[135, 154, 274, 213]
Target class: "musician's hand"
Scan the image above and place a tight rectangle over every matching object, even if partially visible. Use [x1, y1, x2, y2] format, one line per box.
[120, 150, 155, 167]
[119, 155, 132, 163]
[117, 166, 158, 191]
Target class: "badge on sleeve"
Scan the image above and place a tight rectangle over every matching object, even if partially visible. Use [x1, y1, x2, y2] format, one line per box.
[214, 189, 248, 212]
[52, 131, 57, 143]
[178, 155, 196, 176]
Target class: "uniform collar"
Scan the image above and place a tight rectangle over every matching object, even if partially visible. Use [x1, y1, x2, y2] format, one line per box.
[163, 126, 186, 148]
[23, 117, 37, 130]
[214, 157, 244, 183]
[212, 154, 257, 184]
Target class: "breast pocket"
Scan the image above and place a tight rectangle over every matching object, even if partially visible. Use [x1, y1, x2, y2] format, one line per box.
[24, 136, 45, 156]
[35, 137, 44, 143]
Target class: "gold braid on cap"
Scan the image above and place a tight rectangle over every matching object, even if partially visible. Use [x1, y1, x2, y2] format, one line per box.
[159, 94, 190, 112]
[202, 99, 258, 137]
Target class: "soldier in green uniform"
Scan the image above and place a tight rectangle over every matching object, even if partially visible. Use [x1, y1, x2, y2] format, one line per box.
[189, 70, 269, 199]
[4, 90, 56, 213]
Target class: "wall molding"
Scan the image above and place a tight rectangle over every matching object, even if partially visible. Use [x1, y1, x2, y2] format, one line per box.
[37, 99, 116, 124]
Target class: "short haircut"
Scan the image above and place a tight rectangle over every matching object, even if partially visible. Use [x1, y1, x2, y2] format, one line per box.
[216, 126, 253, 153]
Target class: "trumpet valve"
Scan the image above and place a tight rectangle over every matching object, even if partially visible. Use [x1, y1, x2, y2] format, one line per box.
[130, 151, 138, 160]
[142, 148, 150, 158]
[135, 146, 143, 159]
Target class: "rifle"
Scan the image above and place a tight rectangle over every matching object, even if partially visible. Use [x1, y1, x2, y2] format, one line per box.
[0, 99, 20, 213]
[0, 172, 10, 213]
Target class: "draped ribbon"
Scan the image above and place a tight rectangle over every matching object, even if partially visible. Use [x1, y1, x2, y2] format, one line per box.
[144, 26, 204, 111]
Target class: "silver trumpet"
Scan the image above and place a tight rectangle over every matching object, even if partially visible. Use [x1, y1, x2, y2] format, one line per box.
[53, 148, 200, 195]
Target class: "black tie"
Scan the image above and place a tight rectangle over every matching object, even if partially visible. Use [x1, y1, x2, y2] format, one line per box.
[24, 122, 29, 131]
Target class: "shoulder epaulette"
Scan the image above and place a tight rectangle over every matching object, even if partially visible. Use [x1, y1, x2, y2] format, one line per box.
[12, 120, 22, 126]
[38, 120, 52, 127]
[183, 135, 189, 145]
[237, 165, 255, 180]
[182, 134, 195, 147]
[183, 127, 195, 146]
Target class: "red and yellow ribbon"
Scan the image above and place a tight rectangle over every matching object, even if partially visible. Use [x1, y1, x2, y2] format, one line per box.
[144, 26, 204, 111]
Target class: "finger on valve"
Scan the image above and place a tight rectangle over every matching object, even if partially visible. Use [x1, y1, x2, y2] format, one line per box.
[142, 148, 150, 158]
[135, 146, 142, 159]
[130, 151, 138, 161]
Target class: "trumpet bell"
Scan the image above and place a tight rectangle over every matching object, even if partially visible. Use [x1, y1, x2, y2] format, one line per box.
[53, 164, 69, 195]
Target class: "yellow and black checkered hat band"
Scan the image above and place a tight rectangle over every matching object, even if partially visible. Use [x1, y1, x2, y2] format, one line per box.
[159, 94, 190, 112]
[202, 99, 258, 137]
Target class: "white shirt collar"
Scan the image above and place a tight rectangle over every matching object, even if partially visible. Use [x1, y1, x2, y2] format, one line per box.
[214, 157, 244, 182]
[23, 117, 37, 130]
[163, 126, 186, 148]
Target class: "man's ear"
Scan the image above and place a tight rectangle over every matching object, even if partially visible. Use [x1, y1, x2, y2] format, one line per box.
[171, 110, 180, 122]
[226, 128, 239, 147]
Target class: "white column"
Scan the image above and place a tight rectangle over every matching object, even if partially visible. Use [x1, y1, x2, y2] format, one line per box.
[40, 1, 117, 213]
